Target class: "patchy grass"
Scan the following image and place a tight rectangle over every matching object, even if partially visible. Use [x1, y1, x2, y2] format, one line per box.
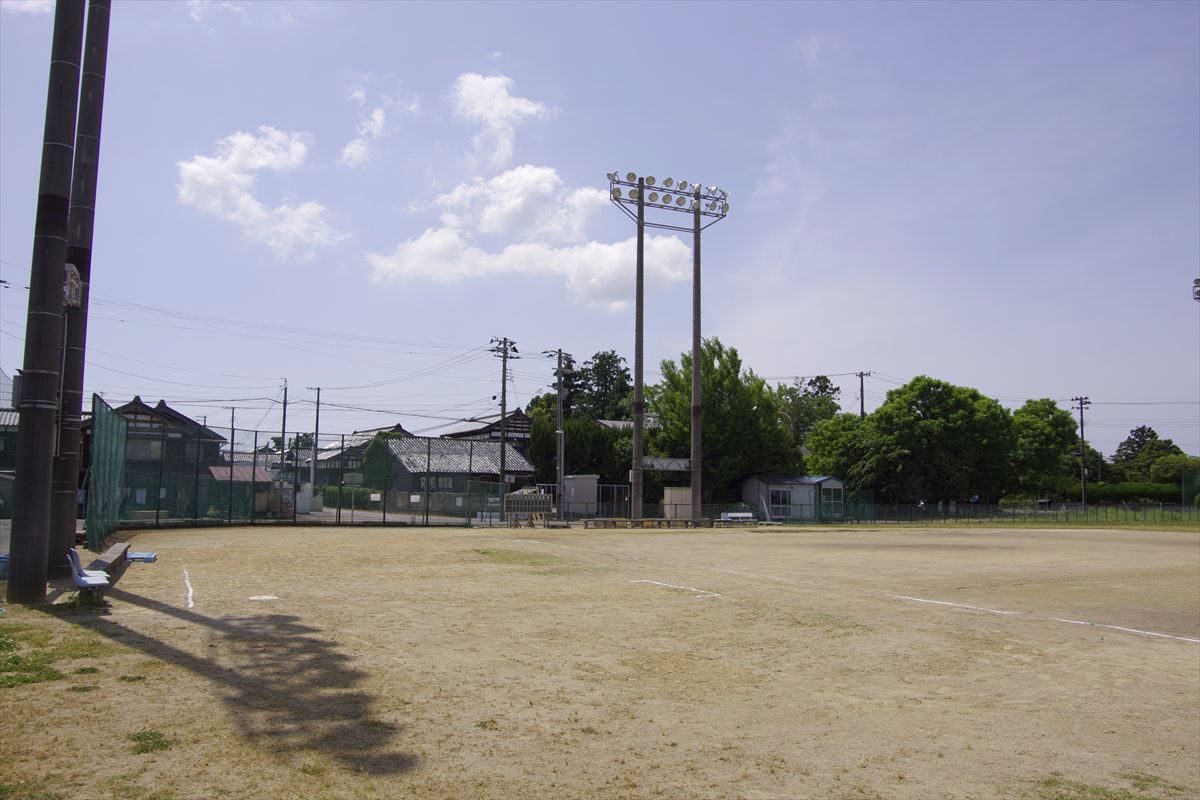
[67, 684, 98, 693]
[475, 718, 499, 730]
[0, 781, 63, 800]
[473, 548, 565, 567]
[128, 730, 172, 755]
[0, 651, 64, 688]
[118, 674, 147, 683]
[1029, 771, 1191, 799]
[786, 611, 871, 634]
[0, 623, 123, 689]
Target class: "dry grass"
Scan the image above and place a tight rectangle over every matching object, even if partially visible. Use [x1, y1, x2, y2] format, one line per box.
[1, 524, 1197, 799]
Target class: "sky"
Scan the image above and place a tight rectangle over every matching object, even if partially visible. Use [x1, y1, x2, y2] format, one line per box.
[1, 0, 1198, 457]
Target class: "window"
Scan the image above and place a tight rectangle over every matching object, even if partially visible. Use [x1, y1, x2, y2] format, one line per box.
[126, 437, 162, 460]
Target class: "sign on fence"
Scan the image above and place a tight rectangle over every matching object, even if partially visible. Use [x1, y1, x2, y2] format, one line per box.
[644, 457, 690, 471]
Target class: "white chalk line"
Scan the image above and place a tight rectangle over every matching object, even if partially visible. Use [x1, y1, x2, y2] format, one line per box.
[182, 566, 194, 609]
[509, 537, 1199, 645]
[887, 593, 1200, 644]
[887, 594, 1020, 616]
[631, 579, 720, 599]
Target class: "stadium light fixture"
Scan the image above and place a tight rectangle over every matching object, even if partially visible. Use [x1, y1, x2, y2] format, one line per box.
[605, 170, 730, 523]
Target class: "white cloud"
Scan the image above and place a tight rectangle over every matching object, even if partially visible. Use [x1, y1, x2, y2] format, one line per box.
[433, 165, 607, 243]
[452, 73, 549, 168]
[177, 126, 343, 258]
[186, 0, 247, 23]
[339, 138, 371, 168]
[0, 0, 52, 14]
[339, 92, 419, 168]
[367, 228, 690, 312]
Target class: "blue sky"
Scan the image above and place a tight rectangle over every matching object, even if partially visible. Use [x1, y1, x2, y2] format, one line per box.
[1, 0, 1197, 456]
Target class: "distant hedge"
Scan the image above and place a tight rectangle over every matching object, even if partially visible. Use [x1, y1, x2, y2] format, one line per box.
[1063, 482, 1183, 504]
[319, 485, 380, 510]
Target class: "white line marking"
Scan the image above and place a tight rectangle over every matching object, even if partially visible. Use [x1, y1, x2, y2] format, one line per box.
[248, 595, 277, 601]
[182, 567, 194, 609]
[515, 534, 1199, 645]
[631, 580, 721, 598]
[887, 593, 1200, 644]
[886, 594, 1019, 616]
[1049, 617, 1200, 644]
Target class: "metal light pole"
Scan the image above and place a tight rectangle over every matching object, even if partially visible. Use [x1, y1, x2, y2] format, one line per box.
[607, 172, 729, 522]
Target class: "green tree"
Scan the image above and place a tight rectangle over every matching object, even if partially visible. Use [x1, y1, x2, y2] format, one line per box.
[776, 376, 841, 452]
[1010, 399, 1079, 496]
[361, 436, 393, 489]
[1112, 426, 1184, 482]
[527, 415, 631, 485]
[1148, 453, 1200, 484]
[649, 338, 797, 502]
[858, 376, 1013, 502]
[575, 350, 632, 420]
[526, 393, 557, 427]
[806, 413, 871, 484]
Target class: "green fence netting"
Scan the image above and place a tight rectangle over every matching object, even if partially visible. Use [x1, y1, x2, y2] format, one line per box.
[86, 394, 127, 550]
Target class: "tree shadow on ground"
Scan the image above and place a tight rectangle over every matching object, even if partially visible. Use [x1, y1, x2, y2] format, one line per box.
[49, 590, 416, 776]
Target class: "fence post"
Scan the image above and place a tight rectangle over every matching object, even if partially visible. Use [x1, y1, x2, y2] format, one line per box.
[424, 438, 431, 526]
[382, 465, 389, 525]
[291, 439, 298, 523]
[192, 426, 201, 524]
[154, 423, 166, 527]
[336, 433, 345, 524]
[251, 431, 258, 525]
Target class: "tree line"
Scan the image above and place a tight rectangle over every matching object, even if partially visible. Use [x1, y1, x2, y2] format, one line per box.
[525, 338, 1200, 506]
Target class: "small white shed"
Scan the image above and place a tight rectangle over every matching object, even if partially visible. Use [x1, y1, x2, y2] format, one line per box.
[742, 475, 845, 522]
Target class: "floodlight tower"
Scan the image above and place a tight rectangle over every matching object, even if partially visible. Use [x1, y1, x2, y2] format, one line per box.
[607, 171, 729, 522]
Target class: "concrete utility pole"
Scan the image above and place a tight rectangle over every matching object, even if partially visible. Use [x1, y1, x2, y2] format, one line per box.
[8, 0, 86, 603]
[307, 386, 320, 493]
[1072, 396, 1091, 513]
[490, 337, 517, 487]
[279, 379, 287, 463]
[856, 371, 873, 419]
[50, 0, 111, 575]
[690, 185, 703, 522]
[632, 179, 645, 521]
[544, 349, 570, 520]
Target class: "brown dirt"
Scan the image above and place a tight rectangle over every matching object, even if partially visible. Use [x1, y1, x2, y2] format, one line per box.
[2, 525, 1197, 800]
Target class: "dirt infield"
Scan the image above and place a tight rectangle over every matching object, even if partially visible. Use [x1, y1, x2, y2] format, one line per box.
[2, 525, 1197, 799]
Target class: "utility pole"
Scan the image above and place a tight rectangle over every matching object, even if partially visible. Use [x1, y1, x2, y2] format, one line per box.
[279, 378, 287, 463]
[490, 337, 517, 487]
[856, 371, 873, 419]
[1072, 396, 1091, 513]
[8, 0, 86, 603]
[543, 349, 571, 521]
[225, 406, 235, 524]
[307, 386, 320, 494]
[51, 0, 112, 574]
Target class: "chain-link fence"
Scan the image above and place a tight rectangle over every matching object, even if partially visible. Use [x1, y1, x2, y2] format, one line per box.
[85, 394, 126, 549]
[82, 423, 528, 530]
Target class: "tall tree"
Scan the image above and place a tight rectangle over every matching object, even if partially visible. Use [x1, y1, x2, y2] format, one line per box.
[650, 338, 797, 502]
[361, 436, 393, 489]
[806, 413, 871, 484]
[1010, 398, 1079, 496]
[575, 350, 632, 420]
[834, 376, 1014, 503]
[1112, 426, 1183, 482]
[776, 376, 841, 451]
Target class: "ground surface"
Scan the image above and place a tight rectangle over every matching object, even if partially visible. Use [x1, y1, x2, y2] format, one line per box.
[1, 525, 1198, 800]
